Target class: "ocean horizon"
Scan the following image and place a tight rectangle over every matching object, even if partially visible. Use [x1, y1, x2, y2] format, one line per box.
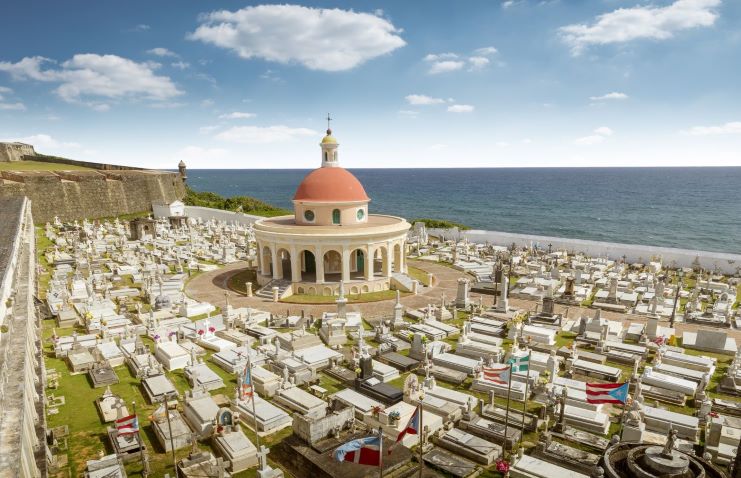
[185, 167, 741, 255]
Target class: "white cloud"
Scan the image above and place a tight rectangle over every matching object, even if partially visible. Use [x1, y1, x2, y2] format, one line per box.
[200, 99, 215, 108]
[0, 54, 182, 106]
[428, 60, 465, 74]
[447, 104, 474, 113]
[468, 56, 490, 69]
[575, 126, 613, 145]
[502, 1, 520, 8]
[189, 5, 405, 71]
[405, 94, 445, 105]
[147, 47, 178, 58]
[424, 53, 459, 62]
[218, 111, 256, 120]
[0, 85, 25, 110]
[474, 46, 498, 56]
[589, 92, 629, 101]
[574, 135, 605, 145]
[683, 121, 741, 135]
[171, 61, 190, 70]
[216, 125, 316, 144]
[425, 48, 497, 74]
[560, 0, 720, 55]
[0, 102, 25, 111]
[5, 133, 80, 150]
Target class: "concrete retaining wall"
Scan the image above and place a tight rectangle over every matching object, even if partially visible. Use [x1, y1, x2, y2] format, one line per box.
[430, 228, 741, 274]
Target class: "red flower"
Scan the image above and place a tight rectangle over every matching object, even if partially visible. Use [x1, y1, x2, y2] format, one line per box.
[197, 329, 205, 335]
[208, 326, 216, 333]
[496, 459, 510, 473]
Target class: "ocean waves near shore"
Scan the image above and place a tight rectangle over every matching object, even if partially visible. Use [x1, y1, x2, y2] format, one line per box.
[186, 167, 741, 255]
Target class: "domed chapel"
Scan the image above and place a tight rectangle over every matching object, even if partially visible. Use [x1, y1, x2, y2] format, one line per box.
[253, 124, 411, 296]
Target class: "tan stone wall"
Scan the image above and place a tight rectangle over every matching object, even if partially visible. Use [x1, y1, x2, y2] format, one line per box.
[0, 143, 35, 162]
[0, 169, 186, 223]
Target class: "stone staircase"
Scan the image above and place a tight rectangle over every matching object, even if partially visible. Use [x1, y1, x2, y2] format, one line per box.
[391, 272, 415, 292]
[256, 279, 292, 300]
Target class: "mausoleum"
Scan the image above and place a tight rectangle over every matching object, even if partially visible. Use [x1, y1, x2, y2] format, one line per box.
[253, 127, 411, 296]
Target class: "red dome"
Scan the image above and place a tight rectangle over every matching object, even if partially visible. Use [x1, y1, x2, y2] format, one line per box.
[293, 167, 369, 202]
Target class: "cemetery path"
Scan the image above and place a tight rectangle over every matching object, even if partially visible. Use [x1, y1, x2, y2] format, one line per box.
[186, 260, 741, 338]
[185, 260, 481, 323]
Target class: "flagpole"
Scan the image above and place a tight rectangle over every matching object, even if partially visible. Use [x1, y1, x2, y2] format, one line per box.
[418, 404, 424, 478]
[132, 401, 148, 477]
[248, 352, 261, 451]
[520, 350, 531, 447]
[503, 362, 513, 459]
[379, 426, 384, 478]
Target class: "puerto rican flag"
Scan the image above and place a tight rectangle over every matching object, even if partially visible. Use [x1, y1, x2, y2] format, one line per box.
[115, 414, 140, 435]
[585, 382, 629, 404]
[334, 436, 381, 466]
[240, 363, 254, 401]
[482, 364, 511, 384]
[388, 406, 420, 454]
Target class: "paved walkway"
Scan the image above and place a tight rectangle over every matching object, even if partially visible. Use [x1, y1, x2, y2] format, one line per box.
[186, 259, 741, 339]
[186, 259, 478, 320]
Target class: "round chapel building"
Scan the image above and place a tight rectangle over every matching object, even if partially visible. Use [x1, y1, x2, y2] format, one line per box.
[253, 127, 411, 296]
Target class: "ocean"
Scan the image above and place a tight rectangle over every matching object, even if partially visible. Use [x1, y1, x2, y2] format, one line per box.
[186, 167, 741, 255]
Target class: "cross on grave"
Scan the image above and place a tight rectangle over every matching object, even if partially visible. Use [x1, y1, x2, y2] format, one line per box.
[257, 445, 270, 471]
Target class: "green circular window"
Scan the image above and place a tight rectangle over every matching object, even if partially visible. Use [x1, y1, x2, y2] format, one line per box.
[304, 210, 315, 222]
[357, 209, 365, 220]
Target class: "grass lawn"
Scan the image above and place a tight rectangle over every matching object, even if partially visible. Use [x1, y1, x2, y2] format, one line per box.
[0, 159, 94, 171]
[406, 265, 430, 286]
[227, 269, 258, 294]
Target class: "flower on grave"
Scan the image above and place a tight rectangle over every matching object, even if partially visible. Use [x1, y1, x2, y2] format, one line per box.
[389, 410, 401, 421]
[421, 336, 429, 344]
[197, 329, 205, 336]
[354, 368, 362, 375]
[495, 458, 510, 473]
[372, 405, 384, 417]
[168, 331, 176, 338]
[208, 326, 216, 333]
[153, 334, 160, 341]
[709, 411, 719, 418]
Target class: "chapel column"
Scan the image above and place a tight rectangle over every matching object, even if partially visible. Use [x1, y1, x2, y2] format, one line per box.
[341, 247, 351, 283]
[316, 246, 324, 284]
[400, 240, 407, 273]
[271, 246, 281, 280]
[385, 242, 393, 278]
[290, 247, 301, 283]
[365, 247, 374, 281]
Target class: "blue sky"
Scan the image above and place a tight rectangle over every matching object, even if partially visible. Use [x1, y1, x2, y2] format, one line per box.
[1, 0, 740, 169]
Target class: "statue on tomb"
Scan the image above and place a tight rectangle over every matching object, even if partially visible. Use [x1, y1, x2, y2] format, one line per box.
[662, 428, 678, 457]
[282, 365, 289, 384]
[654, 348, 663, 366]
[624, 396, 644, 427]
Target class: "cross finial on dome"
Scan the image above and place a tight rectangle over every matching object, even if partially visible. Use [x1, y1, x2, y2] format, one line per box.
[326, 113, 332, 134]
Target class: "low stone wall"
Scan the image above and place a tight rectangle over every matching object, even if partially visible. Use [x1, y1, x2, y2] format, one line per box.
[431, 228, 741, 274]
[183, 205, 263, 226]
[0, 168, 186, 223]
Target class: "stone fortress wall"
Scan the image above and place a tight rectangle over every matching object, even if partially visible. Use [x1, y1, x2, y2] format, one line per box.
[0, 143, 186, 223]
[0, 142, 36, 162]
